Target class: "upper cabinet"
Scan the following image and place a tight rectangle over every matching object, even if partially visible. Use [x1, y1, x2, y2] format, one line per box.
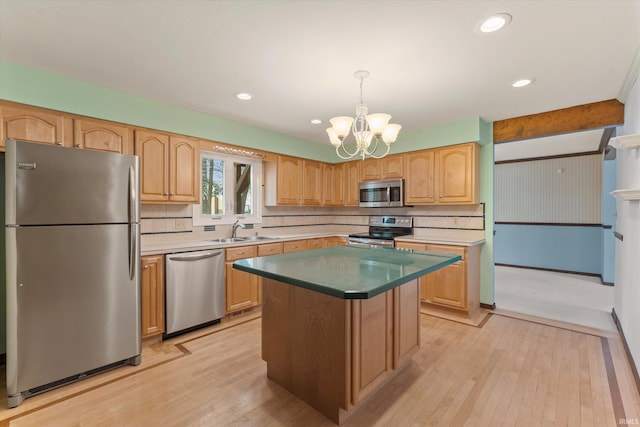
[265, 155, 325, 206]
[359, 155, 404, 181]
[343, 161, 360, 206]
[135, 130, 199, 204]
[323, 163, 344, 206]
[302, 160, 324, 205]
[0, 103, 73, 150]
[405, 142, 479, 205]
[405, 150, 435, 204]
[74, 117, 133, 154]
[435, 143, 479, 204]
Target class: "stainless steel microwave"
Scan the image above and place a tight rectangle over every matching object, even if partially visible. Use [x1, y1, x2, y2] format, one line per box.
[359, 179, 404, 208]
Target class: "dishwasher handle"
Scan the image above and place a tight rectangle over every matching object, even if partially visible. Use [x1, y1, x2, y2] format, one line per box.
[168, 250, 223, 262]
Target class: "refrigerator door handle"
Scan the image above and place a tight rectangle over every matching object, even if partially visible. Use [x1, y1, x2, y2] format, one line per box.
[129, 166, 137, 281]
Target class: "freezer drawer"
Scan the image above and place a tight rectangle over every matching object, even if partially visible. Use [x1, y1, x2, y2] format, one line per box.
[6, 224, 141, 398]
[165, 249, 225, 335]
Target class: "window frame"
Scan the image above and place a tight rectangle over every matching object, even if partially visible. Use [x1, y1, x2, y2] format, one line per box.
[192, 151, 263, 226]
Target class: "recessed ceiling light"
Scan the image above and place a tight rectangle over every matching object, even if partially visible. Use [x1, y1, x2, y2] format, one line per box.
[511, 78, 535, 88]
[480, 13, 512, 33]
[310, 119, 322, 125]
[234, 92, 252, 101]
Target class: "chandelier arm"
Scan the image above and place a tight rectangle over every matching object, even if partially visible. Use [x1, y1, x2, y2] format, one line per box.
[366, 141, 392, 159]
[337, 140, 360, 158]
[363, 136, 381, 156]
[334, 146, 354, 160]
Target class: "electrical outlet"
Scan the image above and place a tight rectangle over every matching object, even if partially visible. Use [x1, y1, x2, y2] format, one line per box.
[174, 218, 191, 231]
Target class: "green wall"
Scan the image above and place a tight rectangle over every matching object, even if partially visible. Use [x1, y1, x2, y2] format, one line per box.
[0, 61, 495, 348]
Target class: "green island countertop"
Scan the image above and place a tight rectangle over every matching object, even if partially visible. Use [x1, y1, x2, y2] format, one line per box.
[233, 244, 462, 299]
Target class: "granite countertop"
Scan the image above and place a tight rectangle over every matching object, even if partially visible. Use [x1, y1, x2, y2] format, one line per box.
[233, 244, 461, 299]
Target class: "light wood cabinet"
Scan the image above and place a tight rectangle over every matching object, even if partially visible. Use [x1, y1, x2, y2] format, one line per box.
[141, 255, 165, 338]
[283, 240, 308, 253]
[322, 163, 344, 206]
[344, 161, 361, 206]
[435, 143, 479, 204]
[395, 241, 480, 318]
[265, 156, 326, 206]
[73, 117, 133, 154]
[135, 130, 199, 204]
[225, 245, 260, 313]
[307, 237, 325, 250]
[404, 142, 479, 205]
[0, 103, 73, 150]
[360, 155, 404, 181]
[325, 236, 348, 247]
[405, 150, 435, 204]
[302, 160, 324, 205]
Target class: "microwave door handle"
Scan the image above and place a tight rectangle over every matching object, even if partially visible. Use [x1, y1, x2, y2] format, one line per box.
[387, 185, 391, 206]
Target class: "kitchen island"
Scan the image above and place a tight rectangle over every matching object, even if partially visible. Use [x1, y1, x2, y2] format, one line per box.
[233, 245, 460, 424]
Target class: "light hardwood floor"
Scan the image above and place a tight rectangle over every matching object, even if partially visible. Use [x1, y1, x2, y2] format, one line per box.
[1, 312, 639, 426]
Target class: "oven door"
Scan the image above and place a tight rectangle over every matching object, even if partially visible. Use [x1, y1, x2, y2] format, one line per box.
[348, 237, 396, 248]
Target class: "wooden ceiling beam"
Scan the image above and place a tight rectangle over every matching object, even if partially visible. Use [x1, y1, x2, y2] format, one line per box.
[493, 99, 624, 143]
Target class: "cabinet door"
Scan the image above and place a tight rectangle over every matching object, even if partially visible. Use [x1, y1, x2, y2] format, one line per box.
[135, 130, 170, 203]
[0, 103, 72, 149]
[225, 246, 259, 313]
[423, 261, 467, 310]
[405, 151, 435, 204]
[307, 238, 325, 250]
[344, 161, 361, 206]
[225, 263, 259, 313]
[360, 158, 380, 181]
[302, 160, 324, 205]
[169, 136, 199, 203]
[74, 117, 133, 154]
[141, 255, 165, 338]
[323, 164, 344, 206]
[276, 155, 303, 205]
[381, 155, 404, 179]
[436, 143, 478, 204]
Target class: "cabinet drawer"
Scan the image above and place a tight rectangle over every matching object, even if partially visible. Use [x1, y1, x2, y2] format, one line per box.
[226, 245, 258, 261]
[258, 242, 283, 256]
[307, 238, 325, 249]
[283, 240, 308, 253]
[425, 244, 466, 261]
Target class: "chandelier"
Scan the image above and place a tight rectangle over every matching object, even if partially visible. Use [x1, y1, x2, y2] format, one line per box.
[326, 70, 401, 160]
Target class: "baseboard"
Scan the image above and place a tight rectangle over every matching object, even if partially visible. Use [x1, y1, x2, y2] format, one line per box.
[480, 302, 496, 310]
[495, 263, 612, 286]
[611, 308, 640, 394]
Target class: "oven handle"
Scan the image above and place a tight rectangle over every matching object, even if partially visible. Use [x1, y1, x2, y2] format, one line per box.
[348, 237, 395, 248]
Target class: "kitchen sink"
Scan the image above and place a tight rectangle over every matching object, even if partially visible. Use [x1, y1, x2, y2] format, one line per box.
[207, 236, 277, 244]
[243, 236, 277, 241]
[208, 237, 248, 243]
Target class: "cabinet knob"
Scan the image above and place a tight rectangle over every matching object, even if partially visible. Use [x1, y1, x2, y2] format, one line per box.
[56, 141, 63, 146]
[143, 265, 150, 269]
[163, 193, 170, 196]
[75, 144, 81, 148]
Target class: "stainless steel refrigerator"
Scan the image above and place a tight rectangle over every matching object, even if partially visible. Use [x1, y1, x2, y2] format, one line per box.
[4, 139, 141, 408]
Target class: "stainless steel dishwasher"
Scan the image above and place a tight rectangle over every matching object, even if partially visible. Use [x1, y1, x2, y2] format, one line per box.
[165, 249, 225, 336]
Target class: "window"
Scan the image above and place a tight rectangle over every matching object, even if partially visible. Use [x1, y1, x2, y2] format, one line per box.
[193, 151, 262, 225]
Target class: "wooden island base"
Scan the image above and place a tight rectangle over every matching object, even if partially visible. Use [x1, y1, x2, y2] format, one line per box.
[261, 278, 420, 424]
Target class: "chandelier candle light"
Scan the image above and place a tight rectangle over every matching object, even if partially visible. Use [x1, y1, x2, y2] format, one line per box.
[326, 70, 401, 160]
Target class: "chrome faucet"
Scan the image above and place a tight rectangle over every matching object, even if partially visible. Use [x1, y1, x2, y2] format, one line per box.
[231, 219, 246, 238]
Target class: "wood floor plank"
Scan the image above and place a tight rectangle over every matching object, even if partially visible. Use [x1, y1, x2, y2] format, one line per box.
[3, 313, 639, 426]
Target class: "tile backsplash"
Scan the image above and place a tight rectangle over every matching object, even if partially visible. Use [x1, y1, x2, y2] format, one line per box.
[141, 203, 486, 245]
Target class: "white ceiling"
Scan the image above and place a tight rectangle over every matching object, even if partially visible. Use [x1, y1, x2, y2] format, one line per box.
[1, 0, 639, 157]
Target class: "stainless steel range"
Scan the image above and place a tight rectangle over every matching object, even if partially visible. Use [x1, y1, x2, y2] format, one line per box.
[348, 215, 413, 248]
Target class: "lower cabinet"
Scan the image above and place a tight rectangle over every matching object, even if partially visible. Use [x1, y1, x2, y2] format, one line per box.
[141, 255, 165, 338]
[395, 241, 480, 318]
[225, 245, 260, 314]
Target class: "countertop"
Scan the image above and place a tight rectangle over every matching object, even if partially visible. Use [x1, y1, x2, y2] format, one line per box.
[233, 244, 461, 299]
[141, 233, 484, 256]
